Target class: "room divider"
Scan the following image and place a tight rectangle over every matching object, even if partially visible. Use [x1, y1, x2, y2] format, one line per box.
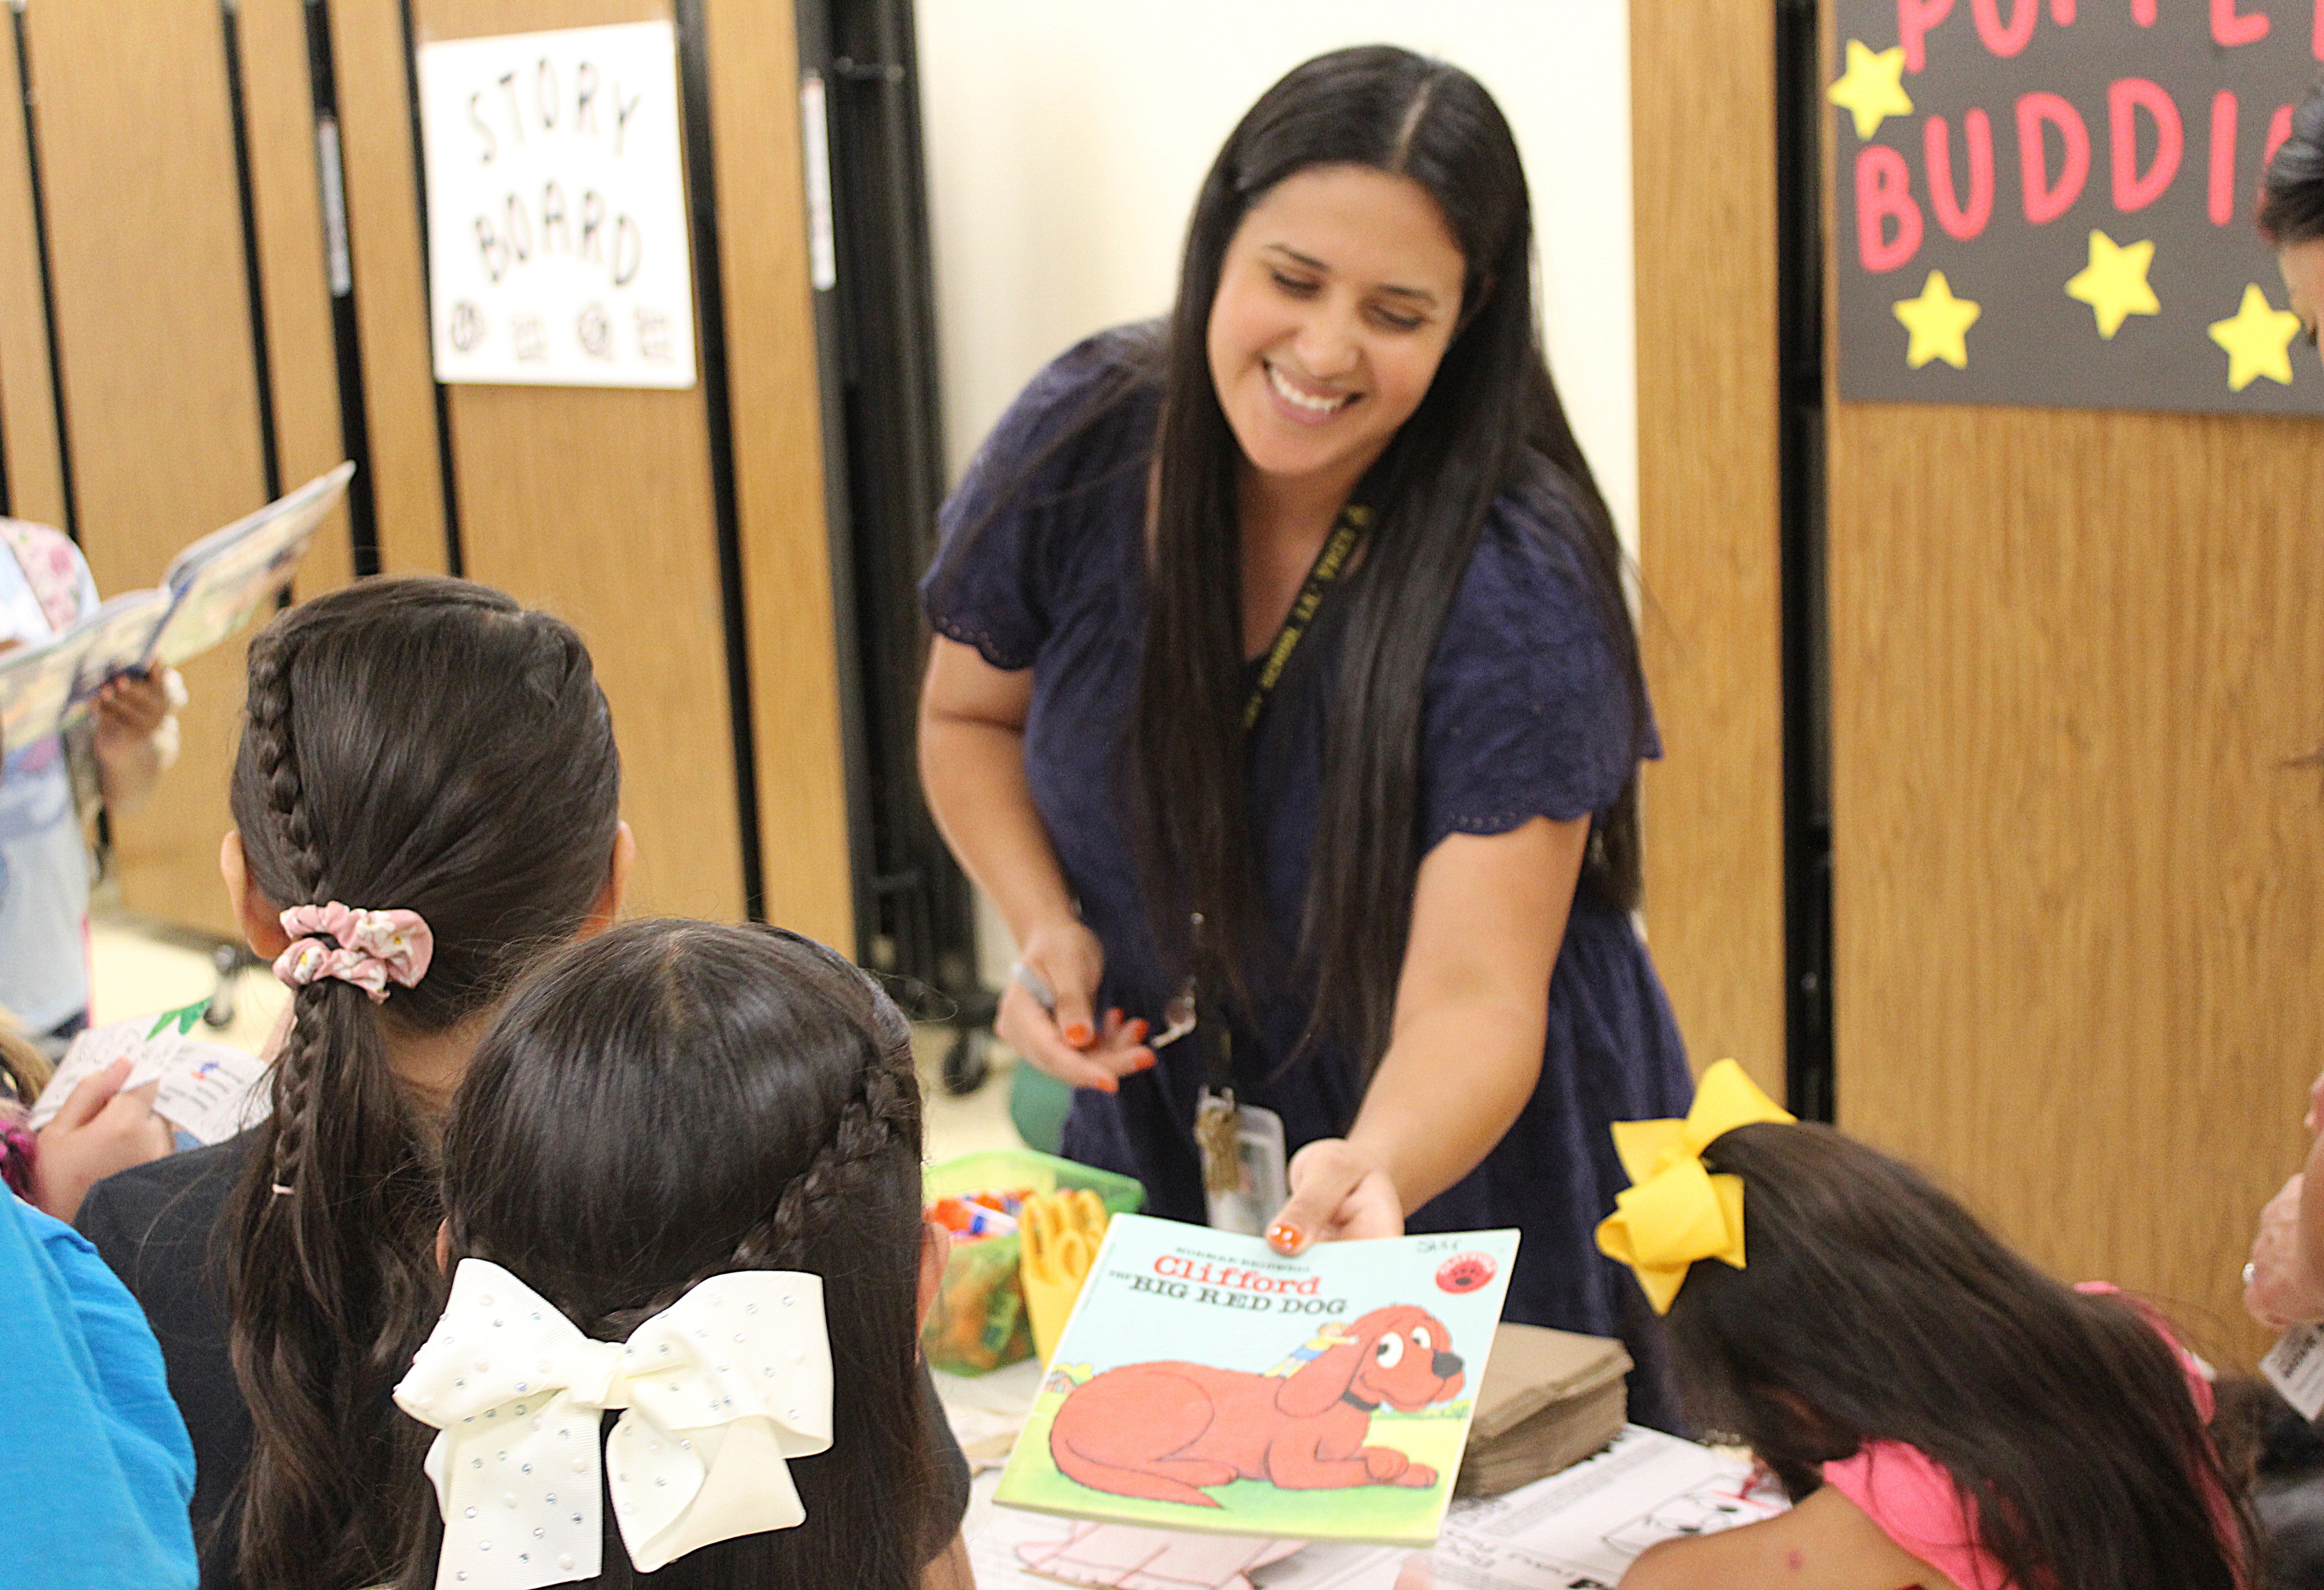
[0, 0, 854, 950]
[1634, 0, 2324, 1355]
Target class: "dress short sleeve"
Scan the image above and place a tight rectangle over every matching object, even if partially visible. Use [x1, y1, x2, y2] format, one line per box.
[921, 328, 1152, 671]
[1419, 479, 1655, 852]
[1820, 1440, 2002, 1590]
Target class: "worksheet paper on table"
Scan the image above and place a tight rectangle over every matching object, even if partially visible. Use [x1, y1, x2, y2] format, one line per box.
[968, 1427, 1785, 1590]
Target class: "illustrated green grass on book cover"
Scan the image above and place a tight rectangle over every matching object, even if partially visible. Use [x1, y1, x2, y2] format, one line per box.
[994, 1214, 1520, 1547]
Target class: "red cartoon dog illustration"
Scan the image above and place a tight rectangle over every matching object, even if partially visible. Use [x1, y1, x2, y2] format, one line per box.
[1047, 1306, 1466, 1507]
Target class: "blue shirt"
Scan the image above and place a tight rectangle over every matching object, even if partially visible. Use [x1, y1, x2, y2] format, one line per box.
[0, 1191, 198, 1590]
[923, 329, 1695, 1427]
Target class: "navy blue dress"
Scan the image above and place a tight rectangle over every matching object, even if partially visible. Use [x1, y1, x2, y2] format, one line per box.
[923, 329, 1696, 1427]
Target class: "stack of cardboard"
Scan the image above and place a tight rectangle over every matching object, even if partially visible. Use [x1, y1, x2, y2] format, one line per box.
[1454, 1324, 1632, 1497]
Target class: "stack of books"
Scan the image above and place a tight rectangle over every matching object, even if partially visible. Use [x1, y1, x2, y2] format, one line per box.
[1454, 1324, 1632, 1497]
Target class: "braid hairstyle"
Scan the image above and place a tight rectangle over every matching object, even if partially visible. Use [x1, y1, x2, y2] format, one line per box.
[222, 576, 621, 1590]
[410, 919, 933, 1590]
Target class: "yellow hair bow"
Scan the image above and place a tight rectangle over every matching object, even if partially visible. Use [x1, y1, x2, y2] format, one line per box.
[1593, 1060, 1794, 1314]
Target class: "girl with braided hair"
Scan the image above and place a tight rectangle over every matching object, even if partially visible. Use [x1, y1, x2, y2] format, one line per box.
[78, 578, 975, 1590]
[75, 576, 634, 1590]
[393, 918, 945, 1590]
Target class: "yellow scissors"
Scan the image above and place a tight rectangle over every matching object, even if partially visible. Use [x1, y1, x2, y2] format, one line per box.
[1020, 1188, 1108, 1364]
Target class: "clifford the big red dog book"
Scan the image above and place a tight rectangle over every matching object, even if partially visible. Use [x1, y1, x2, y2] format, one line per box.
[994, 1214, 1520, 1545]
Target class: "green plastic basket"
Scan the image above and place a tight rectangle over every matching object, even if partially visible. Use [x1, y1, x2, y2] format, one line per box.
[920, 1148, 1142, 1375]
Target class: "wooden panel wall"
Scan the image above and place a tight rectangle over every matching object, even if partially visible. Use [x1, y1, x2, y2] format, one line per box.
[1821, 25, 2324, 1352]
[241, 0, 357, 599]
[701, 0, 855, 952]
[1631, 0, 1789, 1099]
[0, 20, 64, 528]
[411, 0, 747, 922]
[330, 0, 455, 576]
[0, 0, 863, 956]
[23, 0, 274, 940]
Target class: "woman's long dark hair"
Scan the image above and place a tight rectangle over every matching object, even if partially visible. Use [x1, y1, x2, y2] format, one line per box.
[2260, 83, 2324, 243]
[223, 576, 621, 1590]
[1133, 46, 1645, 1070]
[1665, 1123, 2256, 1590]
[401, 920, 932, 1590]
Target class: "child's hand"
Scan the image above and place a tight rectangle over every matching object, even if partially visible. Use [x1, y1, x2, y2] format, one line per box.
[31, 1057, 173, 1222]
[90, 668, 183, 810]
[2246, 1172, 2324, 1331]
[92, 670, 172, 741]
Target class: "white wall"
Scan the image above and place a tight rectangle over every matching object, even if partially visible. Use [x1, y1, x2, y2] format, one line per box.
[911, 3, 1637, 984]
[913, 0, 1637, 547]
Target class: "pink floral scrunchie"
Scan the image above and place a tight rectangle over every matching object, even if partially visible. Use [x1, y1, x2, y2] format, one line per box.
[273, 903, 435, 1002]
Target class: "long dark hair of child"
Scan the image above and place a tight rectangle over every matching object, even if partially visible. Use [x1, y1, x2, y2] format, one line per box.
[1145, 45, 1644, 1070]
[2259, 83, 2324, 243]
[223, 576, 621, 1590]
[398, 919, 933, 1590]
[1666, 1122, 2256, 1590]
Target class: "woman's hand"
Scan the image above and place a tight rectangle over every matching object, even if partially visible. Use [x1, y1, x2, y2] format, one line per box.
[919, 639, 1154, 1093]
[997, 920, 1155, 1093]
[31, 1057, 173, 1222]
[2247, 1172, 2324, 1330]
[1267, 1137, 1403, 1253]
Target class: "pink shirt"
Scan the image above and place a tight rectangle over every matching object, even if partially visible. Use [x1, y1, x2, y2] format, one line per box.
[1818, 1285, 2226, 1590]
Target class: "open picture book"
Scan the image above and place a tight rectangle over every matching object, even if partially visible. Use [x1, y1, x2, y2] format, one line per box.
[0, 461, 354, 749]
[995, 1214, 1520, 1547]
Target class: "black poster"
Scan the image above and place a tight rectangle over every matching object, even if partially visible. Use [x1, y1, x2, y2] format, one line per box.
[1832, 0, 2324, 414]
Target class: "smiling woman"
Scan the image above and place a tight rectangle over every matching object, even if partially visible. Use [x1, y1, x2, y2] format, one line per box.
[916, 46, 1694, 1427]
[1205, 167, 1466, 487]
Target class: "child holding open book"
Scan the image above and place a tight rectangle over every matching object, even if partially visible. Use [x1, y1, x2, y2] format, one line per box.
[0, 517, 183, 1053]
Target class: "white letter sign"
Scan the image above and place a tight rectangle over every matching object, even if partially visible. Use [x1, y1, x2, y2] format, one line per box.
[416, 21, 697, 388]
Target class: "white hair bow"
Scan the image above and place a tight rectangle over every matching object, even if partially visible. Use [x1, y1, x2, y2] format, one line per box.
[394, 1258, 833, 1590]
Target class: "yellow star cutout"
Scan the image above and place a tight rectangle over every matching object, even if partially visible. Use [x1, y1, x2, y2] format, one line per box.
[1827, 40, 1913, 140]
[1893, 271, 1980, 370]
[2064, 230, 2159, 339]
[2208, 284, 2301, 391]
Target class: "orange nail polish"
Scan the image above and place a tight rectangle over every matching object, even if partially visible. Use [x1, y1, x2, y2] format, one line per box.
[1127, 1019, 1150, 1042]
[1267, 1221, 1301, 1252]
[1093, 1075, 1119, 1094]
[1064, 1023, 1094, 1047]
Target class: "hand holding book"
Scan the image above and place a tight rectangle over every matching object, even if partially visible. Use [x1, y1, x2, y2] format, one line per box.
[0, 462, 352, 751]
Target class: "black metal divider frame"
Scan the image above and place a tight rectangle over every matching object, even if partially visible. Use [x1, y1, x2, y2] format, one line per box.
[794, 0, 995, 1089]
[1777, 0, 1836, 1122]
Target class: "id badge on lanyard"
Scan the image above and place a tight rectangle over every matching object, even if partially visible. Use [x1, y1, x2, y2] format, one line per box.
[1193, 1029, 1289, 1237]
[1188, 501, 1367, 1238]
[2266, 1323, 2324, 1421]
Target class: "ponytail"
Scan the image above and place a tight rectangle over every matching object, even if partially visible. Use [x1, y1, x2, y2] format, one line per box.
[222, 577, 620, 1590]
